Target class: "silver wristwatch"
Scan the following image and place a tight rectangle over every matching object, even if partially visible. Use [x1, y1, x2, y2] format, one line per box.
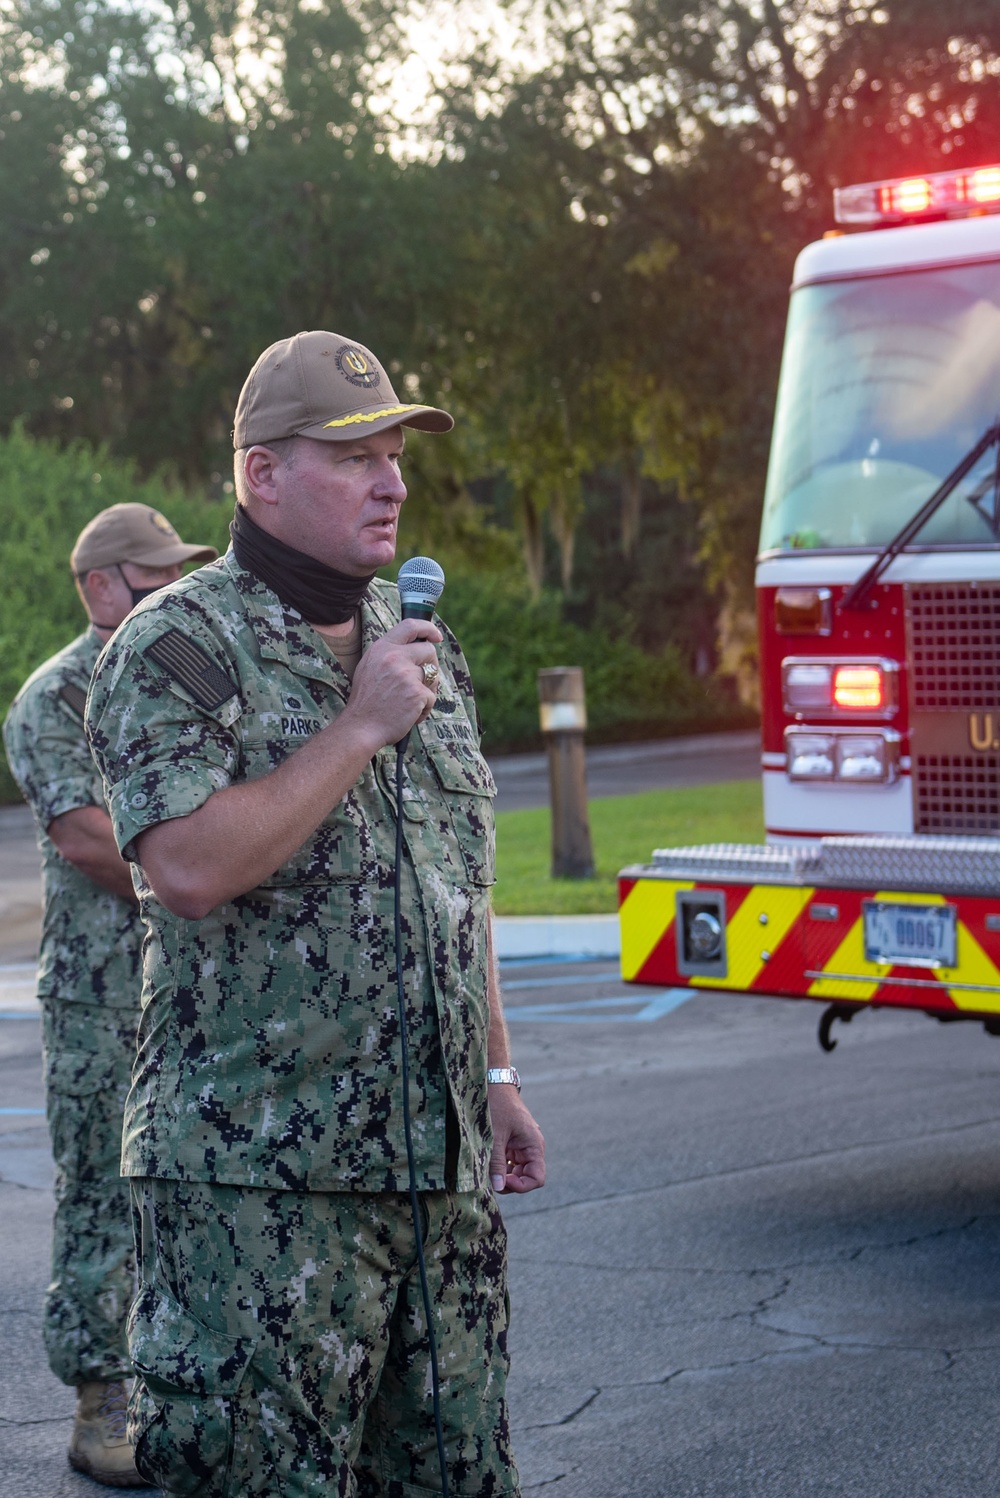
[486, 1066, 521, 1092]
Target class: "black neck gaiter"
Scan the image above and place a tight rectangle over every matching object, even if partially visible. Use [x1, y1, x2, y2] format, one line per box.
[230, 505, 376, 625]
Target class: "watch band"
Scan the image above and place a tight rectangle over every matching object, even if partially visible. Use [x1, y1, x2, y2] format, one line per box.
[486, 1066, 521, 1092]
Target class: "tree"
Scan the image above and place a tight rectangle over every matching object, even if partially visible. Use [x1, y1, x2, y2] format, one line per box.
[430, 0, 1000, 682]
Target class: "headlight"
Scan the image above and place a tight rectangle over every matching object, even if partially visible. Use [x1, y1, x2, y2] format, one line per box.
[837, 735, 890, 780]
[787, 732, 836, 780]
[784, 728, 899, 784]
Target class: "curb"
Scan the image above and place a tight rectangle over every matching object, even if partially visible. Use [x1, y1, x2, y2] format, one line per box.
[0, 917, 623, 1015]
[489, 730, 760, 780]
[493, 914, 620, 962]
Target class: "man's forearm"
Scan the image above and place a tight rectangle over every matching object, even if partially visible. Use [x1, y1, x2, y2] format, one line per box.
[136, 710, 384, 919]
[485, 913, 512, 1066]
[483, 913, 546, 1193]
[48, 806, 139, 903]
[128, 616, 442, 920]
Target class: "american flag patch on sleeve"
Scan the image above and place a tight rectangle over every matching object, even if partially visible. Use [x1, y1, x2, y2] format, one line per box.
[143, 629, 238, 711]
[59, 682, 88, 720]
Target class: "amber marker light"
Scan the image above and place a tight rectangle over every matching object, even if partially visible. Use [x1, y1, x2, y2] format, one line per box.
[833, 664, 884, 710]
[774, 587, 831, 636]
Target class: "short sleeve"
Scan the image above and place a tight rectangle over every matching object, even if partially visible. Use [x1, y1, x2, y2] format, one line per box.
[86, 608, 243, 860]
[3, 678, 103, 831]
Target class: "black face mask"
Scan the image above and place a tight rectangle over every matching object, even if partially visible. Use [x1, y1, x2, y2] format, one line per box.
[229, 505, 376, 625]
[117, 566, 164, 609]
[90, 567, 169, 630]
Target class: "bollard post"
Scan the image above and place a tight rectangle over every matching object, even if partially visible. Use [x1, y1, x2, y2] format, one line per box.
[537, 667, 595, 879]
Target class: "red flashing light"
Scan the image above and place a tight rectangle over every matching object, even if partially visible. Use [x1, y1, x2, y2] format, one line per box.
[880, 178, 931, 216]
[835, 163, 1000, 226]
[833, 664, 884, 711]
[969, 167, 1000, 205]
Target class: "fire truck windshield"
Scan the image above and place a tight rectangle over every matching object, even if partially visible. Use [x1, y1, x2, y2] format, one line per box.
[759, 258, 1000, 553]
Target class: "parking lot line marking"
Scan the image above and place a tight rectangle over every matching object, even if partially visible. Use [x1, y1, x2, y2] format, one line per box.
[0, 1108, 45, 1116]
[503, 972, 622, 991]
[499, 953, 616, 969]
[507, 990, 693, 1023]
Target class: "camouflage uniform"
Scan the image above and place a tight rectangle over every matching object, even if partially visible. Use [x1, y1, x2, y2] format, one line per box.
[2, 628, 142, 1386]
[86, 553, 517, 1495]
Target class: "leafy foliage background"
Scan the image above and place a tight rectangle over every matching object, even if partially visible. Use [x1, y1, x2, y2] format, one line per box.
[0, 428, 743, 802]
[1, 0, 996, 798]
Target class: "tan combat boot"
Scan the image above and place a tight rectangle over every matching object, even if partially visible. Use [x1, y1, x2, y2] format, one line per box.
[68, 1380, 152, 1488]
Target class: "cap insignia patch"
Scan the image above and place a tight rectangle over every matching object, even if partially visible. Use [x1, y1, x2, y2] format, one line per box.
[335, 344, 381, 389]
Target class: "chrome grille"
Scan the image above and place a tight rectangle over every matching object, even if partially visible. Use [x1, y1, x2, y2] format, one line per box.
[913, 754, 1000, 834]
[908, 581, 1000, 709]
[908, 583, 1000, 834]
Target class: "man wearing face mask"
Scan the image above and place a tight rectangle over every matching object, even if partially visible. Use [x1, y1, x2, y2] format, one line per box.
[2, 504, 216, 1488]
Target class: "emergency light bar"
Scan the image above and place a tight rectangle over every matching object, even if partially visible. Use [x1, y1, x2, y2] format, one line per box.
[835, 165, 1000, 226]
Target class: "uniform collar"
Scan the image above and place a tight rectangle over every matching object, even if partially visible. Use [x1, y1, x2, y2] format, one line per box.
[222, 549, 398, 691]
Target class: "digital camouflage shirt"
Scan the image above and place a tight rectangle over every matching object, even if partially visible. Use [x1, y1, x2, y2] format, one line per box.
[85, 553, 497, 1194]
[3, 628, 142, 1010]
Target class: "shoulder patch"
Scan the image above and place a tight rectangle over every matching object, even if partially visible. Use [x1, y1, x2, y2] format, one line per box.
[143, 628, 238, 711]
[58, 682, 88, 720]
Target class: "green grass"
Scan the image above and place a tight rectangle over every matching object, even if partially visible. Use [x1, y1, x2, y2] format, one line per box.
[493, 779, 765, 916]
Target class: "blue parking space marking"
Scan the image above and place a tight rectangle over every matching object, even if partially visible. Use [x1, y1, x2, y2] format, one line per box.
[506, 990, 694, 1023]
[0, 1108, 45, 1116]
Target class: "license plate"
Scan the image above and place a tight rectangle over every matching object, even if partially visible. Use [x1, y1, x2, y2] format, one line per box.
[862, 901, 957, 968]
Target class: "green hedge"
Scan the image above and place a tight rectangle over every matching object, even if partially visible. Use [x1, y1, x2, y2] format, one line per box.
[0, 428, 750, 804]
[442, 572, 747, 753]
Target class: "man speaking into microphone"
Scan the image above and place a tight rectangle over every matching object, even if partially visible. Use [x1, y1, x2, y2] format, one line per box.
[85, 330, 545, 1496]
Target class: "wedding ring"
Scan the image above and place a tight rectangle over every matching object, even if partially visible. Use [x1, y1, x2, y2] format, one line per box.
[421, 661, 439, 687]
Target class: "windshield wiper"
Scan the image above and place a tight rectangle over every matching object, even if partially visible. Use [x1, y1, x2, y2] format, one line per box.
[839, 418, 1000, 613]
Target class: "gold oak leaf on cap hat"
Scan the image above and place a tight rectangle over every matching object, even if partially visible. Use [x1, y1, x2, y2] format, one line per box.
[233, 330, 454, 447]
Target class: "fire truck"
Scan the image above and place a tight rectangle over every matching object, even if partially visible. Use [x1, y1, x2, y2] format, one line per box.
[619, 163, 1000, 1050]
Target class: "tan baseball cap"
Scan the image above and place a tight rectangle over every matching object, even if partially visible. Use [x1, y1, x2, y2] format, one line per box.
[71, 504, 218, 577]
[233, 330, 454, 448]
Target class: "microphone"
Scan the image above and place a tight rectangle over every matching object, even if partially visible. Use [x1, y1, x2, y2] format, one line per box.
[397, 556, 445, 620]
[396, 557, 445, 753]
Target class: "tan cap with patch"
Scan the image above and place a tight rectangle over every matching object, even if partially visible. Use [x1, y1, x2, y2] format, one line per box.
[233, 330, 454, 447]
[71, 504, 218, 576]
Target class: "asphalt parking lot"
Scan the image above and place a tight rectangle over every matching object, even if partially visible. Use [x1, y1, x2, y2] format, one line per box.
[4, 731, 999, 1496]
[501, 963, 1000, 1497]
[3, 957, 1000, 1496]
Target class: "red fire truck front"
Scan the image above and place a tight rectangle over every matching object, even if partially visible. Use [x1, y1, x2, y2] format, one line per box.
[619, 165, 1000, 1049]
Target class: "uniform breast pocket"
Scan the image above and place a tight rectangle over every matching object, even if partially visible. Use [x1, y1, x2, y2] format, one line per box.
[423, 740, 497, 887]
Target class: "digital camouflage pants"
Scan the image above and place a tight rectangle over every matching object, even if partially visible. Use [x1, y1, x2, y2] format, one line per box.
[128, 1177, 520, 1497]
[40, 998, 136, 1386]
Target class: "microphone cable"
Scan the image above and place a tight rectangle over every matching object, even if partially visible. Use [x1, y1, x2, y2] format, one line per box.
[393, 739, 450, 1498]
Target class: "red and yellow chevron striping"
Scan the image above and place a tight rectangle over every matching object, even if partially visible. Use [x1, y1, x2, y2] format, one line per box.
[618, 875, 1000, 1017]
